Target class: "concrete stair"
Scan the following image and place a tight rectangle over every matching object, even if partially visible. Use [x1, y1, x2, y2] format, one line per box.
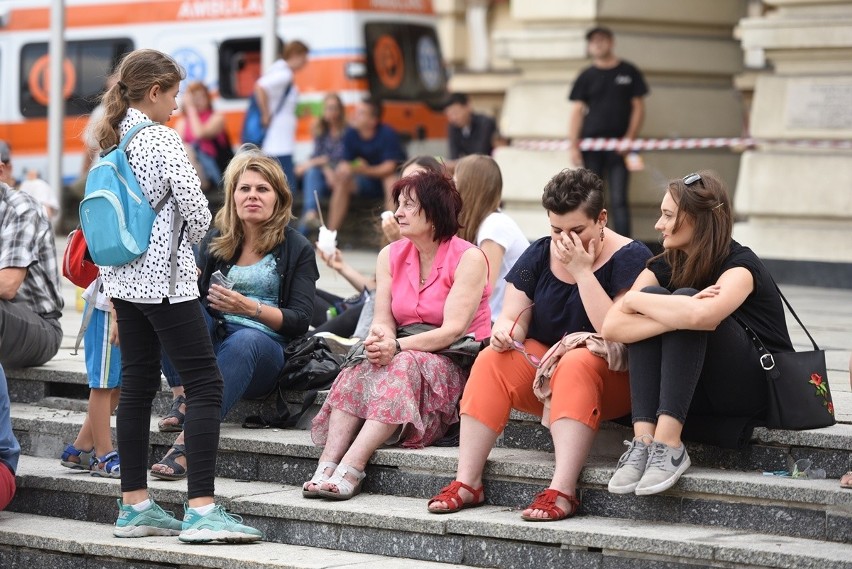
[4, 272, 852, 567]
[6, 403, 852, 567]
[0, 512, 478, 568]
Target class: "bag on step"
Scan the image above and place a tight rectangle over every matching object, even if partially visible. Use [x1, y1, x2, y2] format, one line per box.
[62, 227, 99, 289]
[734, 282, 835, 430]
[79, 121, 171, 266]
[242, 335, 344, 429]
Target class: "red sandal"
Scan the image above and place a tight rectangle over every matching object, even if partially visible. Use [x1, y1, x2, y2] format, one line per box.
[520, 488, 580, 522]
[427, 480, 485, 514]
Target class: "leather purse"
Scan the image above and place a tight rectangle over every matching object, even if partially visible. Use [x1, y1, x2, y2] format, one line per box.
[735, 284, 835, 430]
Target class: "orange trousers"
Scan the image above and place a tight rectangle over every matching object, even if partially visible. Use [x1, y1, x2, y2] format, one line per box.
[460, 339, 631, 433]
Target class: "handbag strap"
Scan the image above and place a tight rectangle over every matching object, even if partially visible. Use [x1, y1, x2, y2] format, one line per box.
[731, 279, 820, 372]
[771, 282, 819, 351]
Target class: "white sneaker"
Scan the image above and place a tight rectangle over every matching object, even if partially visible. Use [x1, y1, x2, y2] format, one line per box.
[608, 437, 651, 494]
[634, 441, 691, 496]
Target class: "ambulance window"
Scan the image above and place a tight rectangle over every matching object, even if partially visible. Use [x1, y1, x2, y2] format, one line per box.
[219, 39, 261, 99]
[364, 23, 447, 106]
[19, 38, 133, 118]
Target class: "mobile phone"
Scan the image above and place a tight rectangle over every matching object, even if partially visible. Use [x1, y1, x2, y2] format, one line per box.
[210, 270, 233, 290]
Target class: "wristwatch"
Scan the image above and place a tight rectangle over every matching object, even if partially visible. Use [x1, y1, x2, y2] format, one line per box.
[394, 339, 402, 355]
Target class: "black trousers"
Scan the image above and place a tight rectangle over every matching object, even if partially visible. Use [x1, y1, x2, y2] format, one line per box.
[582, 150, 630, 237]
[113, 298, 223, 499]
[628, 287, 767, 425]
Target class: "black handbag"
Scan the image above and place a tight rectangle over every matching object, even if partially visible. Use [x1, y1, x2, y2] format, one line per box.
[242, 335, 344, 429]
[735, 284, 835, 430]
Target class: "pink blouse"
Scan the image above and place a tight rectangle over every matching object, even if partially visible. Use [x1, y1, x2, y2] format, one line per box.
[389, 236, 492, 341]
[181, 109, 220, 158]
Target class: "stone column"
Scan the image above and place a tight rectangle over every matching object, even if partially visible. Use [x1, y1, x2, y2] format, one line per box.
[487, 0, 748, 242]
[735, 0, 852, 284]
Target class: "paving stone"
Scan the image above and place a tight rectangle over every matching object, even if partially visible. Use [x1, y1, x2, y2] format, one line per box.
[601, 555, 714, 569]
[462, 536, 600, 569]
[680, 498, 828, 540]
[580, 488, 682, 522]
[339, 525, 465, 564]
[6, 378, 46, 404]
[826, 511, 852, 544]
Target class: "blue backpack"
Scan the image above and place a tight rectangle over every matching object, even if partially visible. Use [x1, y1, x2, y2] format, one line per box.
[240, 82, 292, 146]
[80, 122, 171, 267]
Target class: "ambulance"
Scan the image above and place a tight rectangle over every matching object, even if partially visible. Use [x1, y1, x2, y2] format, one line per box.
[0, 0, 448, 183]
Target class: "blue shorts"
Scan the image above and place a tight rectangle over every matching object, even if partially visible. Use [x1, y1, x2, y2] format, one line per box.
[84, 302, 122, 389]
[355, 175, 384, 198]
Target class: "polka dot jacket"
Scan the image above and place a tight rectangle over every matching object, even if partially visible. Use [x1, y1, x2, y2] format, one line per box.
[99, 107, 212, 300]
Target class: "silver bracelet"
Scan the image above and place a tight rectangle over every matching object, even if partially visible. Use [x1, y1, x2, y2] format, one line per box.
[253, 300, 262, 319]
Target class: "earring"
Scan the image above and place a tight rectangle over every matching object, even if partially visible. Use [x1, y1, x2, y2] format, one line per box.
[600, 227, 605, 242]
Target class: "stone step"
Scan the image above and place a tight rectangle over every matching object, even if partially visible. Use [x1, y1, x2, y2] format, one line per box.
[8, 461, 852, 569]
[0, 512, 476, 569]
[12, 410, 852, 544]
[12, 391, 852, 473]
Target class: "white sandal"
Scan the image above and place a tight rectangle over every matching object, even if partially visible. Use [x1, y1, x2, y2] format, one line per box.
[317, 464, 366, 500]
[302, 461, 338, 498]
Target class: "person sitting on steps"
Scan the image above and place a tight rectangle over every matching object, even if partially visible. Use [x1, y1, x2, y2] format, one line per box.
[601, 171, 794, 496]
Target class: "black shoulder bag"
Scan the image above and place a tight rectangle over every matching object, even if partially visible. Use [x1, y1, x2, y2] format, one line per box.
[734, 283, 835, 430]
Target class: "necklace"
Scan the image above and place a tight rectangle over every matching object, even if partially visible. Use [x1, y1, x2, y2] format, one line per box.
[419, 275, 426, 286]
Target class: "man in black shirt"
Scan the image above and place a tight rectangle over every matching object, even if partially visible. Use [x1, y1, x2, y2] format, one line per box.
[568, 27, 648, 236]
[444, 92, 501, 171]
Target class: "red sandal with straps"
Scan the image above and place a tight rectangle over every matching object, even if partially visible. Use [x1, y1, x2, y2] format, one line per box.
[521, 488, 580, 522]
[427, 480, 485, 514]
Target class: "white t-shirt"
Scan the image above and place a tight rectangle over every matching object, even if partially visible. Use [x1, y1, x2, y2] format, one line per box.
[476, 211, 529, 318]
[258, 59, 298, 157]
[18, 178, 59, 220]
[82, 278, 112, 312]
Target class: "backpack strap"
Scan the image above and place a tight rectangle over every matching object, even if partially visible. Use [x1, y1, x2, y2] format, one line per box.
[71, 278, 101, 356]
[118, 121, 156, 152]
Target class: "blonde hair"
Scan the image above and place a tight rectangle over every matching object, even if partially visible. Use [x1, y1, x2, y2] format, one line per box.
[455, 155, 503, 244]
[209, 148, 294, 260]
[94, 49, 184, 150]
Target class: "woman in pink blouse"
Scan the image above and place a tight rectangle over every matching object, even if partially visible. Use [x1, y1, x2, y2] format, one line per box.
[308, 169, 491, 500]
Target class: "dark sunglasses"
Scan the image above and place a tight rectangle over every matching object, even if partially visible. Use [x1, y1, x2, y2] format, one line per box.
[683, 173, 702, 186]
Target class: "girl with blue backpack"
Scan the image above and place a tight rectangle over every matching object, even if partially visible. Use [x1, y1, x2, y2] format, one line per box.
[91, 48, 261, 543]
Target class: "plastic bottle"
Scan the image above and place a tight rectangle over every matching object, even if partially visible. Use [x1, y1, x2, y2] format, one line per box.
[326, 306, 338, 321]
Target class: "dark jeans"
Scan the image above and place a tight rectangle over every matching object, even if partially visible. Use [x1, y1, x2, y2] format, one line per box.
[629, 287, 767, 425]
[0, 300, 62, 368]
[582, 150, 630, 236]
[162, 309, 284, 417]
[113, 298, 222, 500]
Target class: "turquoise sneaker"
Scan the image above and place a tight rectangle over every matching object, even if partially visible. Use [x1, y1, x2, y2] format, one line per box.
[113, 499, 183, 537]
[179, 504, 263, 543]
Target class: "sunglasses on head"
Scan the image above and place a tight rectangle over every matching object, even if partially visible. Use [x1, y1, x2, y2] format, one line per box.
[683, 173, 702, 186]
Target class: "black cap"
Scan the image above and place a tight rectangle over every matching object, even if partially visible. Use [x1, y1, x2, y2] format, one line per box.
[441, 92, 469, 109]
[585, 26, 614, 41]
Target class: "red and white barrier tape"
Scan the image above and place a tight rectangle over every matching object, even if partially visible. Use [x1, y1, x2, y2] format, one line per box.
[513, 137, 852, 152]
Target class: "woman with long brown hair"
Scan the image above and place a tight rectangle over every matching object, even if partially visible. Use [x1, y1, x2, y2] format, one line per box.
[601, 171, 793, 496]
[454, 155, 528, 318]
[94, 48, 261, 543]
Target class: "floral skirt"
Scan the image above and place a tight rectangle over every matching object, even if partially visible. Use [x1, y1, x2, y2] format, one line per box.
[311, 351, 466, 449]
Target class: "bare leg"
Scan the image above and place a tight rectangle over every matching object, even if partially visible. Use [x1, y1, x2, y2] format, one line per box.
[88, 388, 119, 457]
[650, 415, 683, 447]
[159, 386, 186, 430]
[523, 418, 593, 519]
[381, 174, 396, 212]
[428, 414, 498, 511]
[305, 408, 364, 493]
[320, 418, 396, 493]
[327, 164, 355, 231]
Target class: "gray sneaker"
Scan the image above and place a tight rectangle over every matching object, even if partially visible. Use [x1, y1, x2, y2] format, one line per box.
[634, 441, 691, 496]
[608, 437, 651, 494]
